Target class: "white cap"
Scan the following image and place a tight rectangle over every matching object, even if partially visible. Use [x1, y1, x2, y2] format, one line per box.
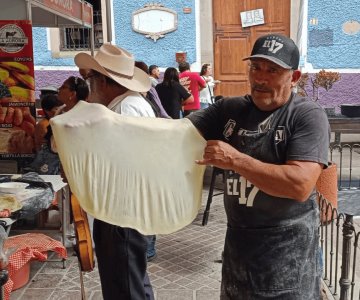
[40, 85, 58, 93]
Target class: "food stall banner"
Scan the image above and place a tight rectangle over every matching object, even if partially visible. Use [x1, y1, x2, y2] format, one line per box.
[0, 20, 36, 160]
[30, 0, 93, 28]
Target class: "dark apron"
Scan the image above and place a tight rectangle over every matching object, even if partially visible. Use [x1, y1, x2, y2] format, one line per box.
[220, 108, 321, 300]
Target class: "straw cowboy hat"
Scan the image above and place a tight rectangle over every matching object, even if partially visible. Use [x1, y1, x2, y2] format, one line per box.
[74, 44, 150, 93]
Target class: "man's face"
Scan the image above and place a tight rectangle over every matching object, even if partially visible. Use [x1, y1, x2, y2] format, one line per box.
[248, 58, 301, 111]
[152, 67, 160, 79]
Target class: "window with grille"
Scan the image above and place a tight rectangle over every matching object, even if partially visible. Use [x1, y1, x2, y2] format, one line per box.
[60, 8, 103, 51]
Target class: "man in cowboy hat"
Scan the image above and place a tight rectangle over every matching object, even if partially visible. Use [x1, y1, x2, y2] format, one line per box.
[74, 44, 155, 300]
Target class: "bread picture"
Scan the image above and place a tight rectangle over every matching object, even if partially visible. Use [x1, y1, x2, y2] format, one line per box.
[11, 72, 35, 90]
[0, 82, 11, 98]
[0, 59, 36, 155]
[0, 127, 34, 153]
[0, 62, 30, 74]
[0, 67, 9, 81]
[0, 61, 35, 102]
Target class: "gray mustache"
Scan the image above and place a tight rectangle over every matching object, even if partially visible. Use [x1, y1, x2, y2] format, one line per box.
[252, 85, 271, 92]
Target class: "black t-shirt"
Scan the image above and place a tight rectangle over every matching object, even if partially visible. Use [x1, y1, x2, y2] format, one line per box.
[187, 93, 331, 227]
[155, 81, 191, 119]
[187, 93, 330, 165]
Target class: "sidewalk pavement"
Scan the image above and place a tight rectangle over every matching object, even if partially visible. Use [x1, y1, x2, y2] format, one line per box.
[9, 166, 360, 300]
[10, 169, 226, 300]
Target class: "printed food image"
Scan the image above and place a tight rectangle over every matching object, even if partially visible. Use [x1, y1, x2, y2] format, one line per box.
[0, 61, 35, 102]
[0, 67, 9, 82]
[9, 86, 35, 102]
[0, 127, 34, 153]
[11, 72, 35, 90]
[0, 61, 35, 154]
[0, 104, 35, 153]
[0, 62, 30, 74]
[0, 82, 11, 98]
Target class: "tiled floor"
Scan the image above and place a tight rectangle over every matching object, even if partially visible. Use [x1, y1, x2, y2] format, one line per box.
[10, 169, 227, 300]
[8, 169, 360, 300]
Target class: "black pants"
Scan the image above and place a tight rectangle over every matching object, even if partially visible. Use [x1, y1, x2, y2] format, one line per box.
[93, 219, 154, 300]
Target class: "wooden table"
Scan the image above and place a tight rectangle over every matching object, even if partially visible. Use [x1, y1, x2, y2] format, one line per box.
[0, 175, 69, 268]
[328, 115, 360, 143]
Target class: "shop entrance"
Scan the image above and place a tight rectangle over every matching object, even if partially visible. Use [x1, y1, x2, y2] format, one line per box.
[213, 0, 290, 96]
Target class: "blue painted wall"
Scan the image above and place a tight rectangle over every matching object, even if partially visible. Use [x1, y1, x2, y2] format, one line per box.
[33, 0, 196, 68]
[32, 0, 359, 108]
[33, 27, 74, 66]
[113, 1, 196, 67]
[307, 0, 360, 69]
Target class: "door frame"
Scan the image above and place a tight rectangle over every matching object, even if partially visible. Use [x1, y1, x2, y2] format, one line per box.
[199, 0, 305, 70]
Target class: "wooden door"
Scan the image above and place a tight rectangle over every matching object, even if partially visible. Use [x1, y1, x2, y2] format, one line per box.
[213, 0, 290, 97]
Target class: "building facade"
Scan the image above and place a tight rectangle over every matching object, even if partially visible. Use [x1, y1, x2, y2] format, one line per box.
[33, 0, 360, 109]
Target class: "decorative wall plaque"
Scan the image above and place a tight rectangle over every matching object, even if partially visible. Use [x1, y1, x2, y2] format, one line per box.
[132, 3, 178, 42]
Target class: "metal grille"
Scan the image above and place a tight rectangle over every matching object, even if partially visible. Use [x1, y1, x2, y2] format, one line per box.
[319, 195, 360, 300]
[60, 10, 103, 51]
[330, 143, 360, 190]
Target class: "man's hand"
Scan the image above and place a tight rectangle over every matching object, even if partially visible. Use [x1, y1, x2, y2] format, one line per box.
[196, 140, 240, 170]
[197, 140, 323, 202]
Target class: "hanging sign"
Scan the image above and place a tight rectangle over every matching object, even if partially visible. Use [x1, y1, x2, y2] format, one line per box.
[0, 20, 36, 159]
[240, 9, 265, 28]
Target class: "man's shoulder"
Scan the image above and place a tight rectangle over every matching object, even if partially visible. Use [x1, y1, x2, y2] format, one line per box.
[122, 91, 143, 102]
[189, 71, 203, 80]
[150, 77, 158, 85]
[220, 95, 251, 108]
[117, 91, 155, 117]
[196, 95, 251, 116]
[289, 94, 325, 113]
[38, 118, 49, 127]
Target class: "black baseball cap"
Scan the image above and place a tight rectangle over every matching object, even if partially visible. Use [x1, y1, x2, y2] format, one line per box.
[243, 34, 300, 70]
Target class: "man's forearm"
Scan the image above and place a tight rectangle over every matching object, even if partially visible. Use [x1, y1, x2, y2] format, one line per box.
[230, 154, 322, 202]
[197, 140, 322, 202]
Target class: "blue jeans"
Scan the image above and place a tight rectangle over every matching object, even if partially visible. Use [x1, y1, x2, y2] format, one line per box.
[200, 102, 209, 109]
[146, 235, 156, 258]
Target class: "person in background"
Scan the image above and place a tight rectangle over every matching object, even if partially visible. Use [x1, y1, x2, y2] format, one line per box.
[155, 67, 193, 119]
[134, 61, 168, 261]
[34, 94, 63, 152]
[199, 63, 220, 109]
[75, 44, 155, 300]
[29, 94, 63, 175]
[45, 76, 89, 155]
[135, 61, 170, 119]
[187, 34, 329, 299]
[39, 85, 58, 101]
[178, 61, 206, 116]
[57, 76, 89, 112]
[148, 64, 160, 87]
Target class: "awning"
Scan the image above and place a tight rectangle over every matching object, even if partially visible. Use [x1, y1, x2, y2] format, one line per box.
[1, 0, 93, 28]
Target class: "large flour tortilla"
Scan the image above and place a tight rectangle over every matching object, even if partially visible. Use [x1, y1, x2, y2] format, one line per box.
[50, 101, 206, 234]
[0, 194, 22, 212]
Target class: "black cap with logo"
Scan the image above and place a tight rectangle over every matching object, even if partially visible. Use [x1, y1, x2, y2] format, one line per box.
[243, 34, 300, 70]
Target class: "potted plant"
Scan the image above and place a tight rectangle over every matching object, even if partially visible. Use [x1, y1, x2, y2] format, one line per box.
[316, 161, 338, 222]
[297, 69, 341, 116]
